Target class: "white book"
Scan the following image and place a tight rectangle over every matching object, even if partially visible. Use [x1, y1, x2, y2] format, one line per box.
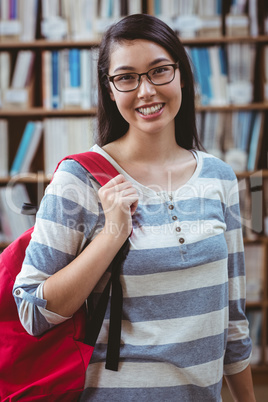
[0, 119, 8, 177]
[11, 51, 35, 89]
[91, 47, 99, 107]
[208, 46, 227, 105]
[113, 0, 121, 18]
[81, 49, 91, 109]
[44, 118, 55, 176]
[0, 52, 11, 90]
[67, 118, 77, 155]
[69, 0, 81, 39]
[0, 0, 9, 20]
[42, 50, 52, 109]
[20, 0, 38, 41]
[19, 121, 43, 173]
[58, 118, 69, 159]
[248, 0, 258, 36]
[41, 0, 59, 18]
[0, 185, 34, 241]
[128, 0, 142, 14]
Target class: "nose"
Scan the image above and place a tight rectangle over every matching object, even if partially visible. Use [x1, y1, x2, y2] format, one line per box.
[137, 75, 156, 98]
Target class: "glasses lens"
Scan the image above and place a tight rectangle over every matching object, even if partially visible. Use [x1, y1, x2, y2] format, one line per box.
[113, 73, 139, 91]
[149, 65, 175, 85]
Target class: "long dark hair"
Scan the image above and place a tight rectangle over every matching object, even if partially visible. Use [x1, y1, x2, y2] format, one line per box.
[97, 13, 201, 150]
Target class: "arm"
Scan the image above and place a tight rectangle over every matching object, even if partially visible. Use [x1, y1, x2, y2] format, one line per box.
[43, 173, 138, 317]
[224, 365, 256, 402]
[13, 159, 137, 335]
[223, 173, 255, 398]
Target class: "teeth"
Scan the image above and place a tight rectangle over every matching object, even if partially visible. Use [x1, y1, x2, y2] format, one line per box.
[138, 104, 163, 116]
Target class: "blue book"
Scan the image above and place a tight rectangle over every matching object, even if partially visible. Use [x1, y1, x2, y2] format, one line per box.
[154, 0, 161, 15]
[69, 49, 81, 88]
[191, 47, 210, 105]
[10, 121, 36, 176]
[199, 47, 212, 104]
[219, 46, 227, 75]
[52, 51, 60, 109]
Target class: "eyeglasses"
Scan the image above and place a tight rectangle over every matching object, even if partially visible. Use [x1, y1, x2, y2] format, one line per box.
[107, 63, 179, 92]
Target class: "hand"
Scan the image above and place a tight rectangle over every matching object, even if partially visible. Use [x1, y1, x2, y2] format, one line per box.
[98, 174, 139, 239]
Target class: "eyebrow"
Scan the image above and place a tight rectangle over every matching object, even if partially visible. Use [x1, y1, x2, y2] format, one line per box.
[112, 57, 172, 74]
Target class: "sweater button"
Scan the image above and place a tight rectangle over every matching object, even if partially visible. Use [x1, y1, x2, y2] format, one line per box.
[172, 216, 177, 221]
[179, 238, 185, 244]
[176, 227, 181, 232]
[15, 289, 21, 296]
[169, 205, 174, 210]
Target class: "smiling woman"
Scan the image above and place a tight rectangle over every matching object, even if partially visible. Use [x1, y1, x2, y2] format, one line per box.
[12, 13, 256, 402]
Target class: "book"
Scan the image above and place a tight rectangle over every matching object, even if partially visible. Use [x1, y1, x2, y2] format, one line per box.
[247, 112, 264, 171]
[19, 121, 43, 173]
[244, 243, 264, 302]
[0, 51, 11, 107]
[208, 46, 228, 105]
[43, 117, 96, 175]
[52, 50, 60, 109]
[42, 50, 52, 109]
[19, 0, 38, 41]
[0, 119, 8, 177]
[0, 184, 35, 242]
[10, 121, 36, 176]
[11, 50, 35, 89]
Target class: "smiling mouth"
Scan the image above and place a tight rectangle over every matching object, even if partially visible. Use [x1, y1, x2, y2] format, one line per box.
[137, 103, 164, 116]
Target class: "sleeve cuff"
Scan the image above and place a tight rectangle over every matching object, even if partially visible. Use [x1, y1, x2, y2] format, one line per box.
[223, 354, 252, 376]
[36, 282, 72, 325]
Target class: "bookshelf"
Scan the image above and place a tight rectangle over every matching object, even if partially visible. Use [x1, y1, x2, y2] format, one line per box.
[0, 0, 268, 383]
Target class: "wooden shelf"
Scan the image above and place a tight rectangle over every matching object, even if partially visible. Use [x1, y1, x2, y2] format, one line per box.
[0, 107, 97, 117]
[1, 103, 268, 117]
[1, 35, 268, 50]
[196, 103, 268, 112]
[0, 173, 51, 184]
[0, 38, 100, 50]
[182, 35, 268, 45]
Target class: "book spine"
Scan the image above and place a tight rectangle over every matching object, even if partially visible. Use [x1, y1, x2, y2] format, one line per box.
[69, 48, 81, 88]
[10, 121, 36, 176]
[52, 50, 60, 109]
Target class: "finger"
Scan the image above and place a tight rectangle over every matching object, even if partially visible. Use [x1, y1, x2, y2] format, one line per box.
[102, 174, 127, 189]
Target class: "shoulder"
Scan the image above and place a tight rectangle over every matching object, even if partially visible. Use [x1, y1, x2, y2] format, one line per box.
[196, 151, 237, 182]
[52, 153, 102, 189]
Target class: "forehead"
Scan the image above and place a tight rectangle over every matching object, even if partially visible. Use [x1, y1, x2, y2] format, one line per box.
[109, 39, 173, 72]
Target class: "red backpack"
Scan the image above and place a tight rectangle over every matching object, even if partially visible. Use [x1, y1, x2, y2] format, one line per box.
[0, 151, 125, 401]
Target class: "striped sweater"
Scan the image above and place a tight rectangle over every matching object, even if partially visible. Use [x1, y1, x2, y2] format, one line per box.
[13, 145, 252, 401]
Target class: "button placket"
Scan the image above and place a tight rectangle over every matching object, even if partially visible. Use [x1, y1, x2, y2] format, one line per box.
[157, 192, 186, 248]
[167, 199, 186, 246]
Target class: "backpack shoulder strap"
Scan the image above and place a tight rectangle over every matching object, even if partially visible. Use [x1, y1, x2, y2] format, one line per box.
[55, 150, 124, 371]
[54, 151, 119, 186]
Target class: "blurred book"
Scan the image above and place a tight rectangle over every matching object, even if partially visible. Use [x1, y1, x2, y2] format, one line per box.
[10, 121, 43, 176]
[0, 184, 35, 242]
[0, 119, 8, 177]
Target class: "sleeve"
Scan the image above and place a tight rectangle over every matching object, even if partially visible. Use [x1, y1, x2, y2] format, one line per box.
[223, 172, 252, 375]
[13, 159, 103, 336]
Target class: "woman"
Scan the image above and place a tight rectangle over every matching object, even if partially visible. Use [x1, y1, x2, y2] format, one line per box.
[13, 14, 255, 401]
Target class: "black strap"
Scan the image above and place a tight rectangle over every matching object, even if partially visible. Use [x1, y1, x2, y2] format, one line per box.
[105, 239, 129, 371]
[84, 239, 130, 371]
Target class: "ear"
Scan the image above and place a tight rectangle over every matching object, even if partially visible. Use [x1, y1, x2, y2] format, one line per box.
[180, 79, 184, 88]
[109, 89, 115, 101]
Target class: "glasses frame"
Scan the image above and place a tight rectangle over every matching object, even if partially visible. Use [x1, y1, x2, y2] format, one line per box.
[107, 62, 179, 93]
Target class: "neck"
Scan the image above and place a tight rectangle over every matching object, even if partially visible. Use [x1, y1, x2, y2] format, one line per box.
[118, 125, 182, 166]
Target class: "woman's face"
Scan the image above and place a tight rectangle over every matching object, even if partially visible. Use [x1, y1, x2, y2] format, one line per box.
[108, 39, 183, 137]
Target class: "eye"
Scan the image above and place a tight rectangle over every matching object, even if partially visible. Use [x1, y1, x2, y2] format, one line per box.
[115, 74, 137, 82]
[152, 66, 170, 75]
